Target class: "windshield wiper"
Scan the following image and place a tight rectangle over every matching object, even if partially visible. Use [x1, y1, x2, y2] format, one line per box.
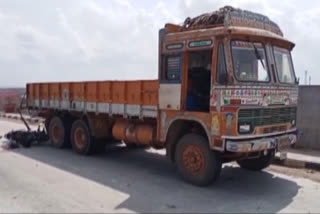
[251, 42, 265, 70]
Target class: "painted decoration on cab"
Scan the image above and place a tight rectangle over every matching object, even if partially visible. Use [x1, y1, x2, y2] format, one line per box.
[211, 115, 220, 135]
[225, 112, 234, 135]
[210, 86, 298, 107]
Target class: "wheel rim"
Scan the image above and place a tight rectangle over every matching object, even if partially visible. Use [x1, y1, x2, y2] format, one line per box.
[182, 144, 206, 175]
[74, 127, 87, 150]
[52, 124, 61, 144]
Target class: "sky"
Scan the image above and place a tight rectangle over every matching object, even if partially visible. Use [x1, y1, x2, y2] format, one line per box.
[0, 0, 319, 87]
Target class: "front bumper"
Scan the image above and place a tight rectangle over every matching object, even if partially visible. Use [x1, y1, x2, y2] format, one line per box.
[225, 133, 297, 153]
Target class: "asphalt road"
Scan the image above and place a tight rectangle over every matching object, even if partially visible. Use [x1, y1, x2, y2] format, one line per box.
[0, 119, 320, 213]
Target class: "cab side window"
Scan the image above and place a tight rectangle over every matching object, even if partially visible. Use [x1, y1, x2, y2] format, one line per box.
[161, 55, 182, 83]
[217, 43, 228, 84]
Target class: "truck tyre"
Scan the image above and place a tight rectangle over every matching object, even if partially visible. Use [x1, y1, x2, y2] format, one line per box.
[48, 116, 68, 148]
[175, 134, 222, 186]
[70, 120, 94, 155]
[237, 150, 275, 171]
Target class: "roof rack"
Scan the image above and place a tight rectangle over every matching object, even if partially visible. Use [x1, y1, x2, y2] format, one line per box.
[166, 6, 283, 36]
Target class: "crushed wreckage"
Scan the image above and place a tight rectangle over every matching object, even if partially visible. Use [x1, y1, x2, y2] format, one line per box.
[2, 96, 48, 149]
[4, 127, 48, 149]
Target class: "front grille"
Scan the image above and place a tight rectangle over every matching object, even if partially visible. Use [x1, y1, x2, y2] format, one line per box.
[238, 107, 297, 133]
[262, 125, 287, 134]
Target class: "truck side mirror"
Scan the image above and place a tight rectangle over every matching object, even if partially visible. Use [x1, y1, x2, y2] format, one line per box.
[295, 77, 300, 84]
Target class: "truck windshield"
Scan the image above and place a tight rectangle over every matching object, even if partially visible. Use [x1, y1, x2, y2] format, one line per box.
[273, 46, 295, 84]
[231, 41, 270, 82]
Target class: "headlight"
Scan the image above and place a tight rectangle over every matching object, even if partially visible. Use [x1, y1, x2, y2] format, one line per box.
[239, 123, 251, 134]
[291, 119, 296, 126]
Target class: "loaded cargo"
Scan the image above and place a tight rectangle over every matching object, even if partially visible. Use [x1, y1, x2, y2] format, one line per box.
[26, 6, 299, 186]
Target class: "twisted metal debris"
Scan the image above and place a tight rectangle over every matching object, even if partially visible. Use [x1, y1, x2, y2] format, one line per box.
[4, 127, 48, 148]
[3, 94, 49, 149]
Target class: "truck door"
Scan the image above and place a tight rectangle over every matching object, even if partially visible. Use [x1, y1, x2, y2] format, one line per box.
[185, 50, 212, 112]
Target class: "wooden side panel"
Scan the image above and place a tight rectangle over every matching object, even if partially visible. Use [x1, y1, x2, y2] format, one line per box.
[49, 83, 60, 100]
[86, 82, 97, 102]
[71, 82, 85, 101]
[112, 81, 126, 104]
[27, 79, 159, 108]
[40, 83, 49, 100]
[97, 81, 112, 102]
[142, 80, 159, 106]
[60, 83, 70, 100]
[27, 84, 34, 101]
[34, 84, 40, 101]
[127, 81, 142, 105]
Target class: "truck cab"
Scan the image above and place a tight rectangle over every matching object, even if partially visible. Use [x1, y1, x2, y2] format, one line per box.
[158, 7, 298, 185]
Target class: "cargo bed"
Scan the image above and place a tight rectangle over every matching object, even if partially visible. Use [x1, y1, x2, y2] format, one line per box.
[27, 80, 159, 118]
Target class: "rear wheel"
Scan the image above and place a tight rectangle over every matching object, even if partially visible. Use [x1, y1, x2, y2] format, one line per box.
[175, 134, 222, 187]
[70, 120, 94, 155]
[48, 116, 69, 148]
[237, 150, 275, 171]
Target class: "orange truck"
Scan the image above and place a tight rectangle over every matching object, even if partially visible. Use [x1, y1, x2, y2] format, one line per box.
[26, 6, 299, 186]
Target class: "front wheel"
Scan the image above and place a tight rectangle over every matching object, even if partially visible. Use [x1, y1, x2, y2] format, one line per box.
[175, 134, 222, 187]
[237, 150, 275, 171]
